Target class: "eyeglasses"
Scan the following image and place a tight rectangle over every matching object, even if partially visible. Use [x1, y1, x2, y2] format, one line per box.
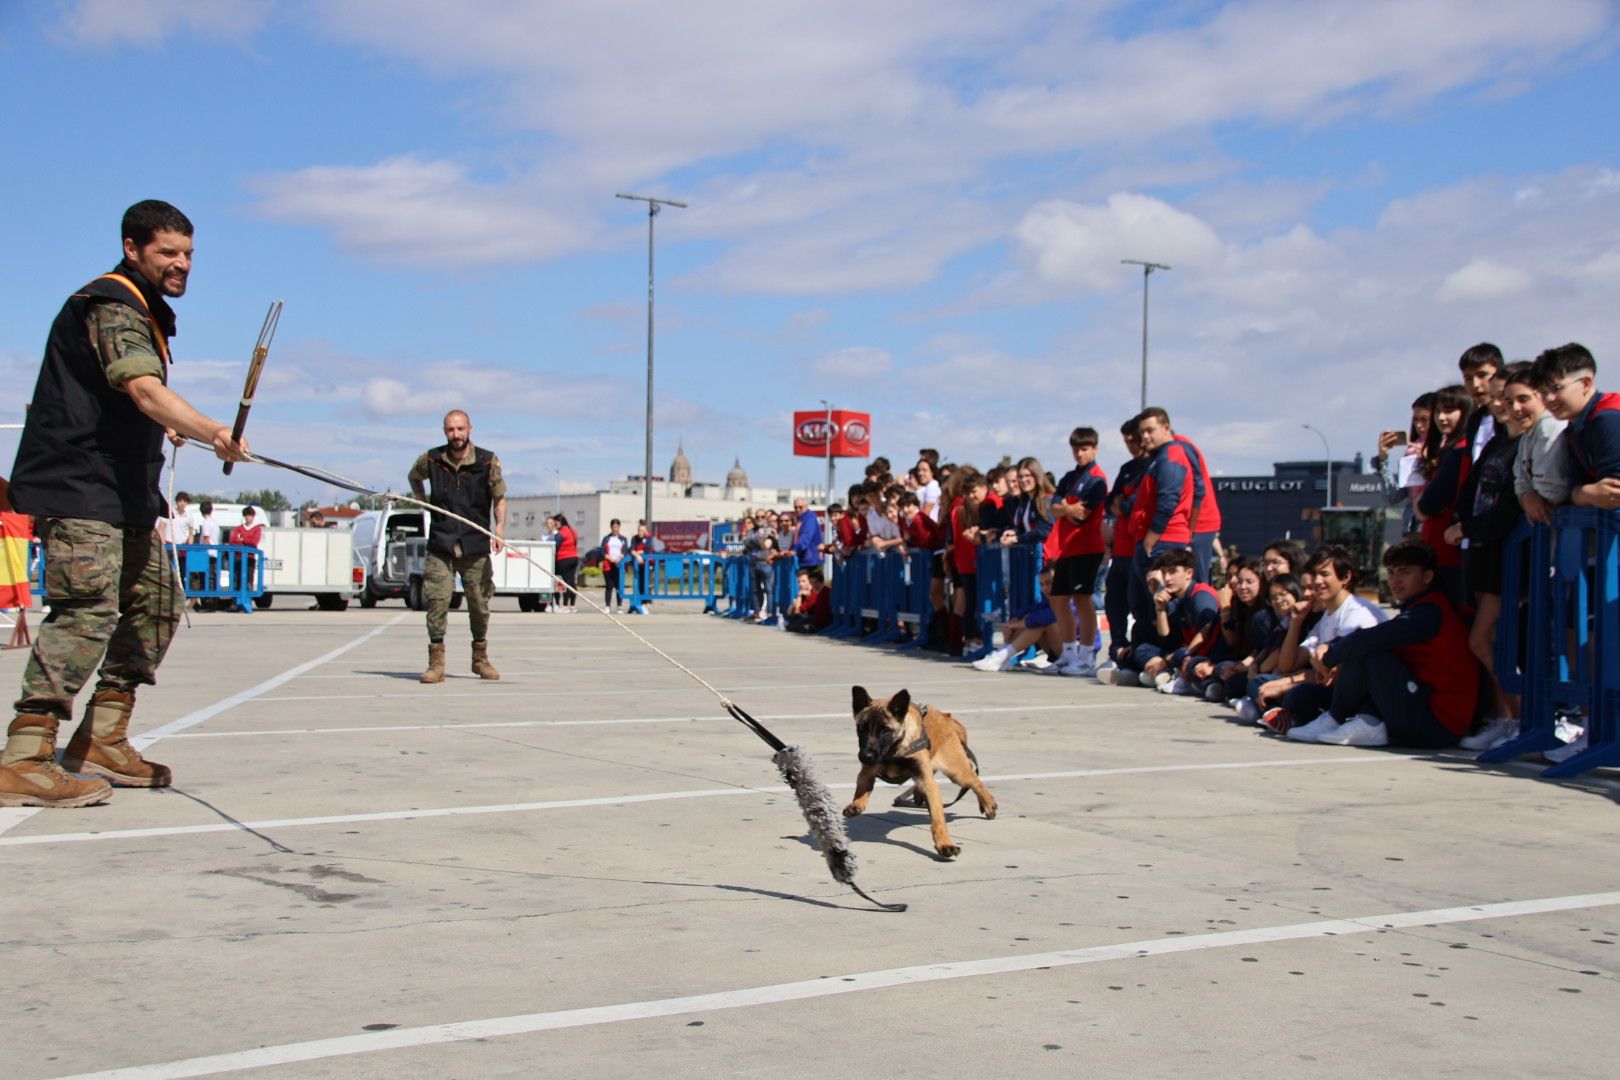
[1543, 377, 1588, 397]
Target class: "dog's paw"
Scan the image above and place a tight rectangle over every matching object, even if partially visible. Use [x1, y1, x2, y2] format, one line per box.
[842, 803, 863, 819]
[935, 843, 960, 860]
[983, 802, 997, 820]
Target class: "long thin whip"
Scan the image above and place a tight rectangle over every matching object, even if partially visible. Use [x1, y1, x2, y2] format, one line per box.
[200, 442, 904, 912]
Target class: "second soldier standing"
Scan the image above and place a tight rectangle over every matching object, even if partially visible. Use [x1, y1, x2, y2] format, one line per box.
[408, 410, 507, 684]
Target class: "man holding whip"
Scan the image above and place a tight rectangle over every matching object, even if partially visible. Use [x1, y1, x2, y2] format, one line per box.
[1, 200, 249, 808]
[409, 410, 507, 684]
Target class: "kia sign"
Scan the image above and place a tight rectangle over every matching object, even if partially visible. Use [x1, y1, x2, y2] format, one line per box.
[792, 409, 872, 458]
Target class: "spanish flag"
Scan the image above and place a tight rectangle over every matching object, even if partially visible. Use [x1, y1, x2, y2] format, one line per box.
[0, 478, 33, 610]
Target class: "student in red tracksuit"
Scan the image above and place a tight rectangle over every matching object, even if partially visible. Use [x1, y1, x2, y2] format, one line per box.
[1122, 407, 1195, 666]
[1173, 431, 1222, 584]
[1045, 427, 1109, 676]
[900, 491, 947, 642]
[947, 468, 988, 655]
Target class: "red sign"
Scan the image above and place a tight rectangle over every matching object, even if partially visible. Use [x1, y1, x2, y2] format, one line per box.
[652, 520, 712, 554]
[793, 409, 871, 458]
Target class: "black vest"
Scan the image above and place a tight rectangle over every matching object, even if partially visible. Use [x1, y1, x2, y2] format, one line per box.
[9, 265, 173, 527]
[423, 444, 495, 558]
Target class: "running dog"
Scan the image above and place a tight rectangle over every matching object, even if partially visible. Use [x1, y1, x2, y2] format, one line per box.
[842, 686, 997, 859]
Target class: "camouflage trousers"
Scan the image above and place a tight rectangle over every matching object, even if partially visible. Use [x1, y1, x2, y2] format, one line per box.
[424, 551, 493, 642]
[14, 517, 184, 723]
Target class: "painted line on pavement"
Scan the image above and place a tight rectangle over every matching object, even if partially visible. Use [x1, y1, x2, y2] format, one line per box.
[56, 890, 1620, 1079]
[0, 755, 1391, 848]
[158, 702, 1120, 739]
[0, 615, 407, 839]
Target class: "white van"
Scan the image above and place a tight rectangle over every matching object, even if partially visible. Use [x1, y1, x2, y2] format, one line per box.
[351, 505, 556, 611]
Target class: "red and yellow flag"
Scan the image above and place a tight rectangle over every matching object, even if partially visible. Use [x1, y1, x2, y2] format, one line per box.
[0, 480, 33, 609]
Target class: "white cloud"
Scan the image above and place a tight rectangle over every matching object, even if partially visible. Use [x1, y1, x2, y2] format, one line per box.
[1013, 194, 1224, 293]
[808, 346, 893, 380]
[1437, 259, 1534, 302]
[52, 0, 272, 46]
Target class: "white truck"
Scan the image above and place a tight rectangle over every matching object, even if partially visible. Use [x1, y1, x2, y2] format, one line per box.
[351, 506, 556, 611]
[253, 526, 363, 611]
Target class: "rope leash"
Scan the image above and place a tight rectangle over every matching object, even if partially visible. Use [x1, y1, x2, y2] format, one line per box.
[199, 441, 906, 913]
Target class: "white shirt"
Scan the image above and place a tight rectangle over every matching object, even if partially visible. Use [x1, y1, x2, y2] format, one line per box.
[198, 517, 221, 545]
[157, 513, 191, 544]
[1301, 593, 1386, 651]
[916, 479, 941, 521]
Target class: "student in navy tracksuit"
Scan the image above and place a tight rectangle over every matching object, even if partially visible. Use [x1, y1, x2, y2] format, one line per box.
[1537, 343, 1620, 506]
[1103, 547, 1219, 685]
[1104, 418, 1150, 662]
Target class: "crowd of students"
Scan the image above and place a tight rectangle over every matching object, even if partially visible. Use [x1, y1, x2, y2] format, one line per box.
[799, 340, 1616, 762]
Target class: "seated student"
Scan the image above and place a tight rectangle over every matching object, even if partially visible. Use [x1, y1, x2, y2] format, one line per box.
[1279, 538, 1480, 747]
[1181, 557, 1267, 701]
[1234, 573, 1308, 722]
[784, 568, 832, 633]
[1097, 548, 1219, 687]
[972, 566, 1061, 672]
[1260, 545, 1387, 736]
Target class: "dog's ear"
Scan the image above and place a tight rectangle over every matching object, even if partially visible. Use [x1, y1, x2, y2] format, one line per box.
[852, 686, 872, 714]
[887, 688, 911, 718]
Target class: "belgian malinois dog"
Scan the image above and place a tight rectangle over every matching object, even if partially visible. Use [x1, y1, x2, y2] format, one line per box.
[842, 686, 997, 859]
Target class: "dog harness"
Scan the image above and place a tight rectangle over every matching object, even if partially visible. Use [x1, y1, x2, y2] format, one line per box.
[898, 705, 934, 756]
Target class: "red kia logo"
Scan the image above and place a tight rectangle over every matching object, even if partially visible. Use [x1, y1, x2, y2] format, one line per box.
[843, 420, 869, 445]
[797, 419, 834, 444]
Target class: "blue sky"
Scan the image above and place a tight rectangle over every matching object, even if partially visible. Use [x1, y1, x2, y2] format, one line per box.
[3, 0, 1618, 504]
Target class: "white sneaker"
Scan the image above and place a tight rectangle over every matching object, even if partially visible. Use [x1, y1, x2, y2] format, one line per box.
[1318, 714, 1389, 746]
[1068, 656, 1098, 678]
[1235, 698, 1260, 724]
[972, 647, 1015, 672]
[1544, 731, 1588, 764]
[1459, 716, 1518, 751]
[1157, 676, 1193, 696]
[1099, 667, 1138, 686]
[1139, 670, 1170, 689]
[1020, 653, 1054, 671]
[1286, 712, 1343, 742]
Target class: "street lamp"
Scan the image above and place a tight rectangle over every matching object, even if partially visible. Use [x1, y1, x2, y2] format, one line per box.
[553, 468, 562, 517]
[1121, 259, 1170, 410]
[616, 192, 688, 533]
[1302, 424, 1333, 508]
[819, 398, 835, 505]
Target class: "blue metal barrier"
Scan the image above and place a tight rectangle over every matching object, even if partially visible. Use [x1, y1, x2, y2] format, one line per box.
[892, 548, 937, 650]
[626, 553, 725, 614]
[720, 555, 800, 623]
[1481, 508, 1618, 777]
[28, 540, 263, 613]
[178, 544, 265, 613]
[968, 542, 1045, 657]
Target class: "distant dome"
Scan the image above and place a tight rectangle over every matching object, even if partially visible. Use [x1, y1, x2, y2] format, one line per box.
[725, 455, 749, 491]
[670, 442, 693, 486]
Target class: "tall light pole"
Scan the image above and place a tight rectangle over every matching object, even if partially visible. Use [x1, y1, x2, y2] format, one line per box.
[1121, 259, 1170, 410]
[616, 192, 688, 533]
[1302, 424, 1333, 508]
[819, 398, 835, 505]
[553, 468, 562, 517]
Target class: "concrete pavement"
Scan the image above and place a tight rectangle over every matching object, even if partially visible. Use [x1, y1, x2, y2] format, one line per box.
[1, 602, 1616, 1079]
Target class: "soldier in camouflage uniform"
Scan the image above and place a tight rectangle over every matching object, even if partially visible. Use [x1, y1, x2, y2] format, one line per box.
[408, 410, 507, 683]
[1, 201, 249, 809]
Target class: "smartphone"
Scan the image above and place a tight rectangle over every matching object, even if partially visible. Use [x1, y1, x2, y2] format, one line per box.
[1381, 429, 1408, 446]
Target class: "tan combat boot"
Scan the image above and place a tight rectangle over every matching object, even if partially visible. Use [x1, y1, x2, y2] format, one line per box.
[420, 642, 446, 684]
[471, 639, 500, 681]
[61, 689, 172, 787]
[0, 714, 113, 808]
